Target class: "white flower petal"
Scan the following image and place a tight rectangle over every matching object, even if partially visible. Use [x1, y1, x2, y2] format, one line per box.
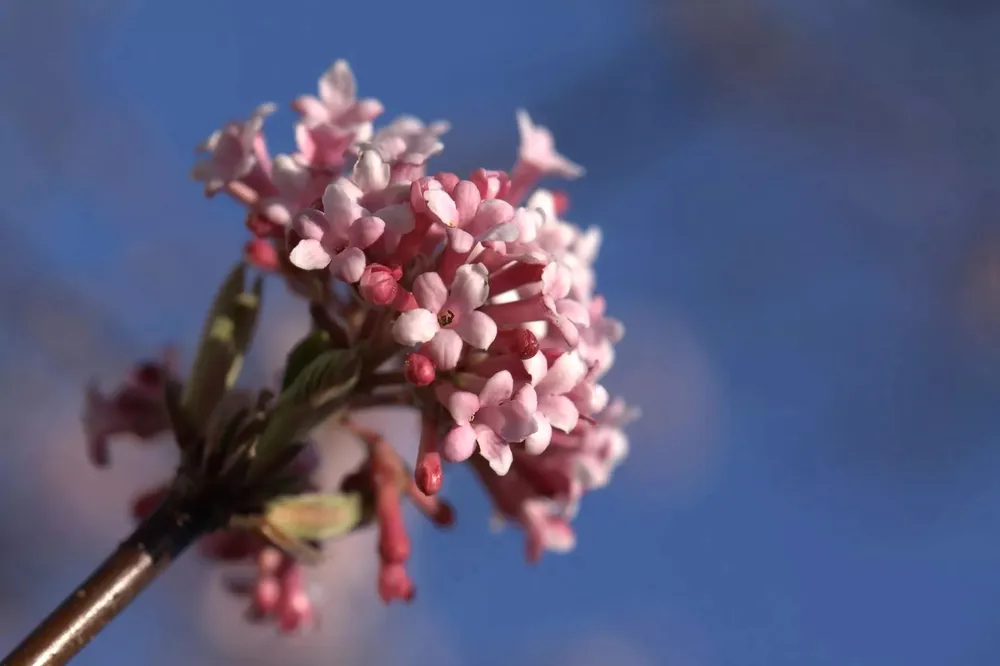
[392, 309, 440, 346]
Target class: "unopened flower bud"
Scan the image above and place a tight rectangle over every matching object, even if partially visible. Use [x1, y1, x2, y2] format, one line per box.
[432, 172, 460, 194]
[245, 213, 284, 239]
[430, 500, 454, 527]
[279, 591, 313, 634]
[415, 452, 442, 496]
[359, 264, 398, 305]
[378, 562, 416, 604]
[374, 478, 410, 564]
[258, 547, 284, 575]
[493, 328, 539, 360]
[252, 577, 281, 616]
[404, 353, 436, 386]
[245, 238, 279, 271]
[552, 190, 570, 216]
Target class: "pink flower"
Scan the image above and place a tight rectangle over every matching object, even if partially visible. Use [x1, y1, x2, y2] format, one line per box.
[539, 262, 592, 347]
[392, 264, 498, 369]
[294, 60, 384, 130]
[291, 59, 384, 167]
[191, 103, 277, 196]
[435, 370, 538, 474]
[255, 154, 329, 227]
[82, 349, 178, 467]
[522, 351, 589, 455]
[416, 178, 520, 248]
[471, 456, 576, 562]
[368, 115, 450, 181]
[245, 238, 279, 271]
[288, 201, 384, 283]
[507, 110, 584, 204]
[577, 295, 625, 378]
[227, 548, 315, 634]
[287, 150, 417, 279]
[529, 188, 602, 301]
[162, 54, 642, 626]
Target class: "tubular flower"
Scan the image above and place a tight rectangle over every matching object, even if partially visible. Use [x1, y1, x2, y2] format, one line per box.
[86, 57, 636, 632]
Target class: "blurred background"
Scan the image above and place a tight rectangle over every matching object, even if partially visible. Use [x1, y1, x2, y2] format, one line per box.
[1, 0, 1000, 664]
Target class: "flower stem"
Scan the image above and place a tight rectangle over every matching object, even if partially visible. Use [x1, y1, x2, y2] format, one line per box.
[2, 491, 215, 666]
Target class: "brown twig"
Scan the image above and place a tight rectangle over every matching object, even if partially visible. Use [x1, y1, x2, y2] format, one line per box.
[2, 491, 215, 666]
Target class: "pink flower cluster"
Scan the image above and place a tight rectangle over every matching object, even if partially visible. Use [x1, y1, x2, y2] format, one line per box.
[85, 59, 636, 633]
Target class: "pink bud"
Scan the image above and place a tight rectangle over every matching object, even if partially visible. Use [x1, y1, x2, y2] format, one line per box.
[257, 547, 284, 575]
[494, 328, 540, 360]
[245, 238, 279, 271]
[378, 562, 416, 604]
[470, 168, 511, 200]
[359, 263, 399, 305]
[432, 172, 460, 194]
[404, 353, 436, 386]
[278, 592, 312, 634]
[431, 500, 455, 527]
[552, 190, 570, 216]
[373, 466, 410, 564]
[245, 213, 284, 239]
[252, 577, 281, 616]
[415, 453, 442, 496]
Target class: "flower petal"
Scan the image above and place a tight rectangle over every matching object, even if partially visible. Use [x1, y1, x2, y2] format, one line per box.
[452, 181, 482, 223]
[512, 383, 538, 414]
[536, 352, 587, 396]
[541, 262, 572, 300]
[323, 179, 364, 234]
[374, 204, 415, 235]
[499, 401, 538, 443]
[449, 263, 490, 311]
[474, 425, 513, 475]
[453, 310, 497, 350]
[413, 272, 447, 313]
[392, 309, 440, 346]
[479, 370, 513, 406]
[292, 208, 328, 240]
[288, 239, 332, 270]
[523, 414, 552, 455]
[424, 189, 458, 227]
[348, 215, 385, 249]
[472, 199, 515, 234]
[446, 227, 475, 252]
[335, 246, 367, 283]
[271, 154, 311, 198]
[523, 500, 576, 553]
[477, 222, 520, 243]
[442, 423, 477, 462]
[511, 207, 542, 243]
[352, 150, 390, 192]
[319, 59, 356, 110]
[423, 329, 463, 371]
[292, 95, 329, 124]
[523, 351, 548, 386]
[556, 298, 590, 326]
[539, 395, 579, 433]
[445, 390, 480, 424]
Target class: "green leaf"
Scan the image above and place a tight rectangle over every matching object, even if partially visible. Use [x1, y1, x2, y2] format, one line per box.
[226, 276, 263, 389]
[281, 348, 361, 410]
[249, 348, 361, 476]
[163, 379, 198, 453]
[181, 263, 264, 430]
[265, 492, 365, 541]
[280, 329, 332, 391]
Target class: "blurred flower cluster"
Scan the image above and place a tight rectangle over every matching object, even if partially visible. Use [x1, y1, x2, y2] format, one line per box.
[83, 59, 637, 633]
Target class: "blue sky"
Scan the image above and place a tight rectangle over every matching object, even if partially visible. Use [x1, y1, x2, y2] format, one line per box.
[1, 1, 1000, 665]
